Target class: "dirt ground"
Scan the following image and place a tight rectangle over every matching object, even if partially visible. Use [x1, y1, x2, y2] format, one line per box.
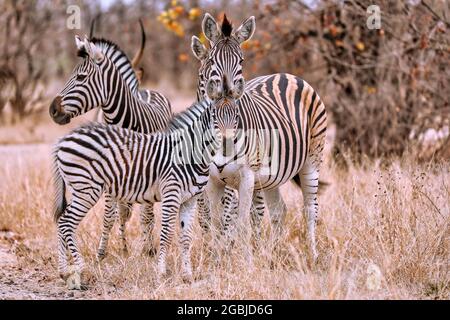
[0, 231, 94, 299]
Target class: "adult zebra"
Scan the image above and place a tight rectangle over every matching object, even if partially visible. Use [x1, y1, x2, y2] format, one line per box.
[191, 14, 327, 260]
[49, 35, 172, 260]
[52, 41, 239, 288]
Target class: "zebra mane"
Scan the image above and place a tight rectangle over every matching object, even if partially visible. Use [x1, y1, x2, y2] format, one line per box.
[221, 14, 233, 37]
[89, 37, 139, 95]
[167, 100, 211, 132]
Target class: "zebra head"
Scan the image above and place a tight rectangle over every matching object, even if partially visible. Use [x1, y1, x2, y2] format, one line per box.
[198, 97, 239, 162]
[213, 96, 239, 140]
[191, 13, 255, 103]
[49, 36, 108, 125]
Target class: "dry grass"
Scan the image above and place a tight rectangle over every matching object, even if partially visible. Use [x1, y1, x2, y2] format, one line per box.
[0, 141, 448, 299]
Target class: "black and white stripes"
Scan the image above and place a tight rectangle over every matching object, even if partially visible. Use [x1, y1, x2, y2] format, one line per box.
[48, 13, 327, 290]
[53, 98, 239, 287]
[49, 36, 172, 131]
[49, 36, 173, 259]
[191, 14, 327, 259]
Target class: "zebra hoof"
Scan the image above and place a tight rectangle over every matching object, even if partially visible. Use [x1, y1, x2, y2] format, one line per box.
[59, 272, 69, 281]
[59, 265, 77, 281]
[66, 266, 82, 290]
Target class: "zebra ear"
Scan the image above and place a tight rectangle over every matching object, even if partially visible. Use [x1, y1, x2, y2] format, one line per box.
[75, 35, 84, 50]
[234, 16, 255, 44]
[191, 36, 207, 61]
[75, 35, 89, 58]
[202, 13, 221, 44]
[83, 37, 104, 64]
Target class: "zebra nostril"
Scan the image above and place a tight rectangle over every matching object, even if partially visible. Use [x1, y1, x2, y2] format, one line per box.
[49, 96, 63, 118]
[50, 105, 57, 117]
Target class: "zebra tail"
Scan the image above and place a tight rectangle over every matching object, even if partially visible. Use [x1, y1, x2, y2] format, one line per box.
[52, 148, 67, 223]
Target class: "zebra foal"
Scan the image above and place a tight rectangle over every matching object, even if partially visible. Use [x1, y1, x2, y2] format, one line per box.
[52, 94, 238, 289]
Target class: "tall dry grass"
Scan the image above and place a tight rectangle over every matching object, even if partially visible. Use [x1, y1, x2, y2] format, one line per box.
[0, 144, 448, 299]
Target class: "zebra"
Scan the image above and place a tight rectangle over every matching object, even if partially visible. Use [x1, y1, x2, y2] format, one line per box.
[190, 14, 327, 260]
[52, 92, 239, 289]
[49, 35, 173, 260]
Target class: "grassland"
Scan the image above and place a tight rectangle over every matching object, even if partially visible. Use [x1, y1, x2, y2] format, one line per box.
[0, 119, 448, 299]
[0, 93, 448, 299]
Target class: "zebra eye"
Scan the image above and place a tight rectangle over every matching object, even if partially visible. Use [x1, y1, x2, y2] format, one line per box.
[76, 74, 87, 81]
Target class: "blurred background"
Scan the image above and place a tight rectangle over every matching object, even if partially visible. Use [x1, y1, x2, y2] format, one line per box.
[0, 0, 448, 162]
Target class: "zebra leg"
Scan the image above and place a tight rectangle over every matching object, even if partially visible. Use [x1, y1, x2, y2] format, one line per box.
[250, 190, 265, 243]
[158, 191, 181, 278]
[199, 186, 236, 236]
[265, 187, 287, 236]
[222, 188, 263, 248]
[57, 227, 69, 279]
[97, 194, 117, 261]
[298, 158, 320, 262]
[237, 169, 255, 232]
[236, 169, 255, 259]
[221, 186, 238, 241]
[205, 180, 226, 258]
[205, 180, 225, 232]
[179, 197, 197, 282]
[197, 192, 211, 235]
[140, 203, 156, 256]
[118, 202, 132, 256]
[58, 190, 100, 289]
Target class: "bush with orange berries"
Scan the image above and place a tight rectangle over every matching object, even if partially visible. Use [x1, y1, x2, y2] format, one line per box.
[157, 1, 202, 38]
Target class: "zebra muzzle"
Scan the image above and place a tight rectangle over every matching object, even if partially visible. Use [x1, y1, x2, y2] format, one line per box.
[221, 135, 235, 157]
[49, 96, 70, 124]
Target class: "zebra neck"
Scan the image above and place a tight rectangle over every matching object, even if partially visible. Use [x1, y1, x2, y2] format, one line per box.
[170, 106, 220, 169]
[101, 72, 146, 129]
